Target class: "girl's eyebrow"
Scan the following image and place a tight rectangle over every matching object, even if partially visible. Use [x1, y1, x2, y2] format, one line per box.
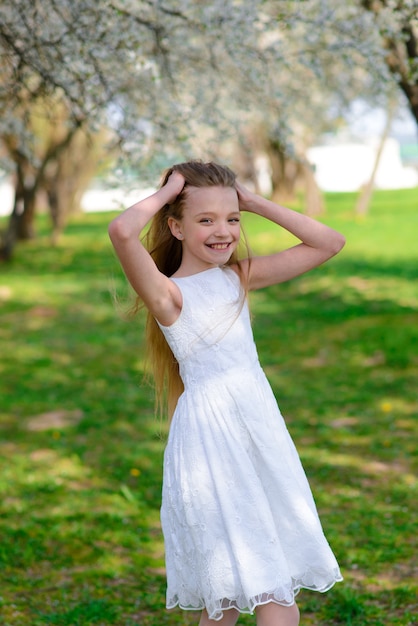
[194, 210, 240, 217]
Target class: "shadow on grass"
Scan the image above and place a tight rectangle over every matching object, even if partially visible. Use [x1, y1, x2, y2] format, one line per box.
[0, 213, 416, 625]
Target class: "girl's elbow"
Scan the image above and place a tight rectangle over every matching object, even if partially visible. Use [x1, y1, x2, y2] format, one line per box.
[108, 217, 130, 243]
[336, 233, 346, 252]
[330, 233, 346, 256]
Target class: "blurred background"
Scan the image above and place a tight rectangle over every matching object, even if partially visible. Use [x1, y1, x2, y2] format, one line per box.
[0, 2, 417, 625]
[0, 0, 417, 253]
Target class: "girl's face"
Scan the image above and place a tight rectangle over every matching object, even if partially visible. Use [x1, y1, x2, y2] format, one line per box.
[169, 185, 241, 273]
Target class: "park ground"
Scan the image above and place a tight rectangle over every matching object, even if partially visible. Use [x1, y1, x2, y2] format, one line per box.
[0, 188, 417, 625]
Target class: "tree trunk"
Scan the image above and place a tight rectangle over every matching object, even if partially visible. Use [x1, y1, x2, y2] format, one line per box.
[361, 0, 418, 127]
[0, 209, 19, 262]
[16, 188, 37, 239]
[267, 140, 303, 205]
[303, 163, 324, 216]
[45, 128, 106, 245]
[355, 103, 395, 216]
[0, 172, 37, 260]
[385, 39, 418, 126]
[1, 124, 85, 259]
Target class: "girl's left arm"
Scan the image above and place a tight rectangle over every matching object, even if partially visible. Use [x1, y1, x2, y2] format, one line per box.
[235, 182, 346, 290]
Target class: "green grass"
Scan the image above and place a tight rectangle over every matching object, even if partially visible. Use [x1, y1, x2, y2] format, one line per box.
[0, 187, 417, 625]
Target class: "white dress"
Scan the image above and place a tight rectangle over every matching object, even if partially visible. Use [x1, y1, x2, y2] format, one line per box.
[157, 266, 342, 621]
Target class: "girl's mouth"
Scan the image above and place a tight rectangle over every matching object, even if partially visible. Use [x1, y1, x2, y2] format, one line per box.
[207, 243, 231, 250]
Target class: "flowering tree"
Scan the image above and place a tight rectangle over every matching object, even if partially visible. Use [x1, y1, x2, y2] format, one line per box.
[0, 0, 415, 257]
[361, 0, 418, 125]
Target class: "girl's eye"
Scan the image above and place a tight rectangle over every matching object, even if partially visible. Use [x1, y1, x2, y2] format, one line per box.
[199, 218, 212, 223]
[229, 218, 240, 223]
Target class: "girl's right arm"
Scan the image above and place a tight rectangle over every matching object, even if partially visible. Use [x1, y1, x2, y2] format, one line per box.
[108, 172, 185, 325]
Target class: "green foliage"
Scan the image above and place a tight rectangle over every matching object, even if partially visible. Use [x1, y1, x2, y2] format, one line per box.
[0, 188, 417, 625]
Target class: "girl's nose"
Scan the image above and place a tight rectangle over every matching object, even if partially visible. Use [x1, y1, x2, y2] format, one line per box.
[214, 221, 229, 237]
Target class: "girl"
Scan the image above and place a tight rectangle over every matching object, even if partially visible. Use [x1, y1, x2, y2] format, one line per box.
[108, 160, 345, 626]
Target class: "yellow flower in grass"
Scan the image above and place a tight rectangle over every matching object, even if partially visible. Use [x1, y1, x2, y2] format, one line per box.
[380, 401, 393, 413]
[130, 468, 140, 477]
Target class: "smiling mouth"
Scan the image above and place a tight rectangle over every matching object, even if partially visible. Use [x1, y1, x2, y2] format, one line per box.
[207, 243, 231, 250]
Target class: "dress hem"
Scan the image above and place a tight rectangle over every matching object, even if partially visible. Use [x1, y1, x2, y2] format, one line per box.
[166, 575, 343, 622]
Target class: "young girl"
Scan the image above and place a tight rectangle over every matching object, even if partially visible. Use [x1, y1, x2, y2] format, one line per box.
[109, 160, 345, 626]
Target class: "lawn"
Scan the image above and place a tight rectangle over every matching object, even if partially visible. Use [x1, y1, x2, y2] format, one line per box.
[0, 188, 417, 625]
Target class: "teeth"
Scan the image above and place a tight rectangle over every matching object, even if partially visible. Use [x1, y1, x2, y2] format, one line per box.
[210, 243, 229, 249]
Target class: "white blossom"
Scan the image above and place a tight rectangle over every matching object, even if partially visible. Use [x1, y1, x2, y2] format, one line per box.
[0, 0, 414, 173]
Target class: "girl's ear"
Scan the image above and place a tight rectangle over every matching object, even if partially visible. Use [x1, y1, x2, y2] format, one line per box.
[167, 217, 183, 240]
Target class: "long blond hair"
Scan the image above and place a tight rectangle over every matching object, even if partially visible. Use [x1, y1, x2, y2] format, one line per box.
[142, 160, 249, 418]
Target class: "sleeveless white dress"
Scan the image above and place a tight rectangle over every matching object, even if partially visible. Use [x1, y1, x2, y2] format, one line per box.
[157, 266, 342, 621]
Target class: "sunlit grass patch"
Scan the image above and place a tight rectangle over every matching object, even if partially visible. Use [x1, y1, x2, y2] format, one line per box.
[1, 189, 417, 624]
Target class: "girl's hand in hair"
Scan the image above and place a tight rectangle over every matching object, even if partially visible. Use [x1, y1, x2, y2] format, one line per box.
[234, 180, 257, 213]
[164, 171, 186, 203]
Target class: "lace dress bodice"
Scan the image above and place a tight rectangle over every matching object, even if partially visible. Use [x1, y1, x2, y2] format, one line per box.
[158, 266, 259, 390]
